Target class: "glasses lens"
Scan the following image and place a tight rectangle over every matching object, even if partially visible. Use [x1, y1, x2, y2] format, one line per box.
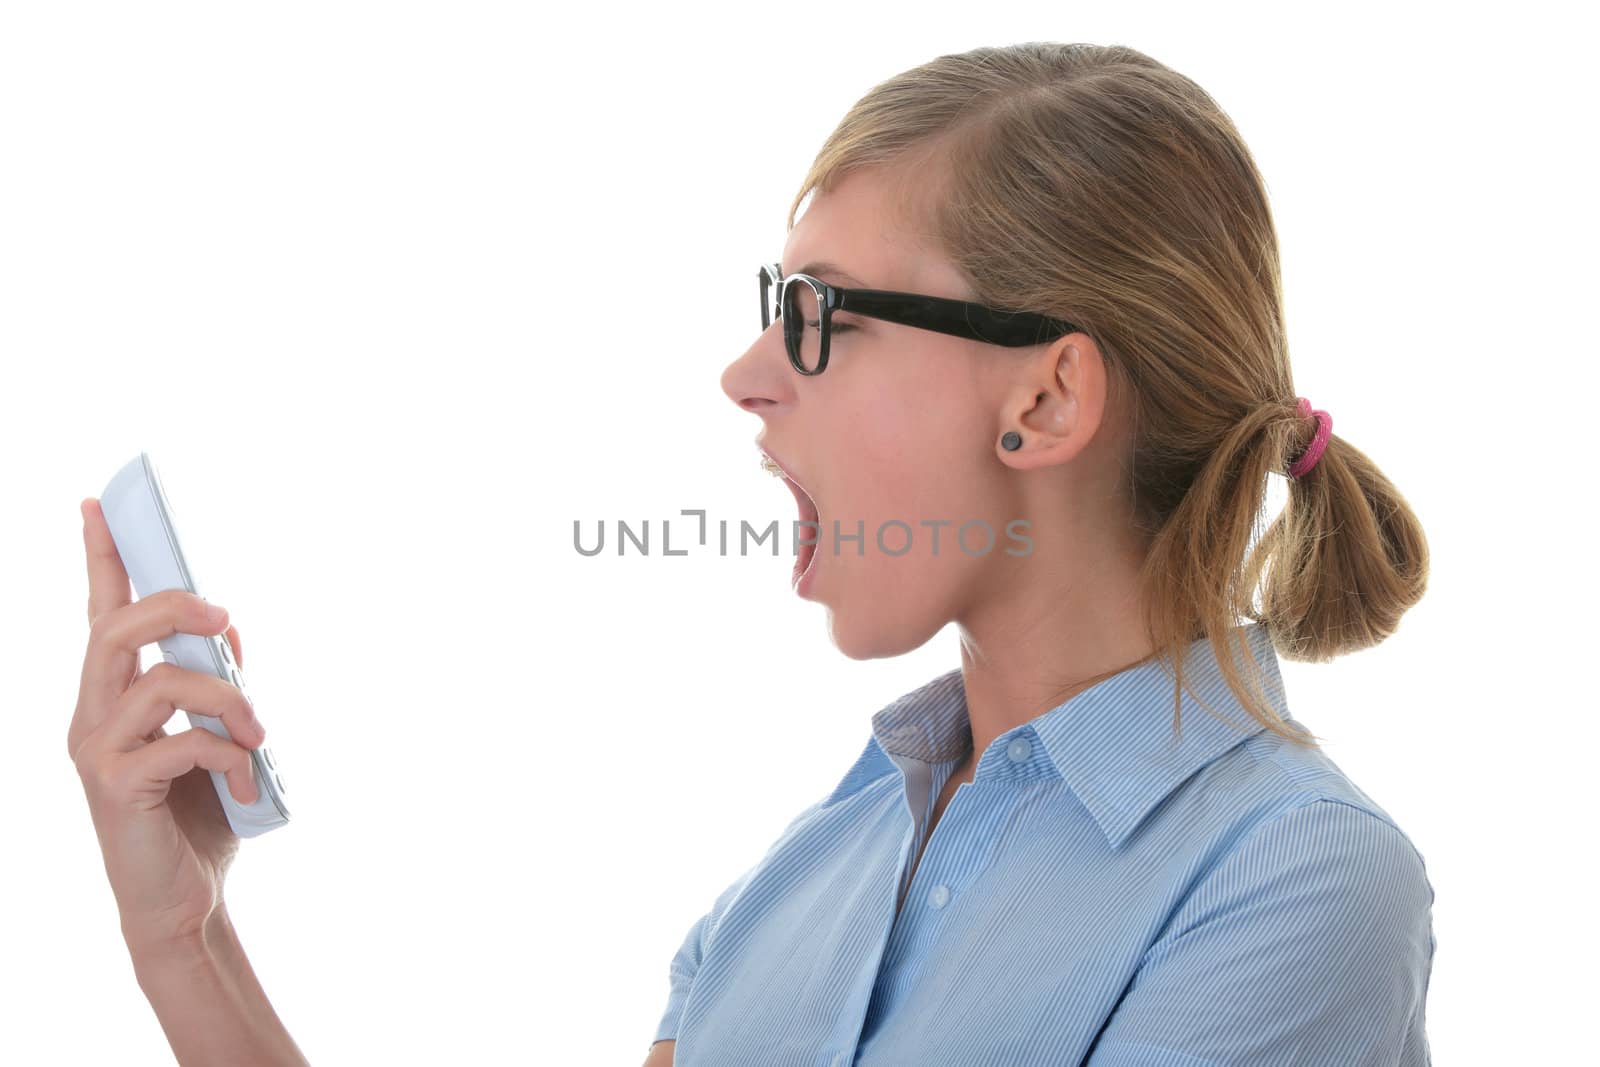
[759, 267, 778, 330]
[782, 278, 823, 373]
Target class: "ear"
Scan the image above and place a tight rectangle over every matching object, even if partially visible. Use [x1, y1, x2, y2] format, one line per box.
[995, 333, 1108, 471]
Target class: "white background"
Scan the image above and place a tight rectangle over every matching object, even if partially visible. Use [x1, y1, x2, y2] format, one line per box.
[4, 2, 1593, 1063]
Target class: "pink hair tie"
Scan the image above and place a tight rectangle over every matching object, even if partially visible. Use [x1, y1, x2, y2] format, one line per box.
[1288, 396, 1332, 479]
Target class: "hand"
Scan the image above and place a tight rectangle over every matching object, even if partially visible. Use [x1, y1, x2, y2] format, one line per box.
[68, 497, 267, 956]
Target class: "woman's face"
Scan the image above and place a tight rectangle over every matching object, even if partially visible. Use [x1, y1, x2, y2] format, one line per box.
[721, 166, 1051, 660]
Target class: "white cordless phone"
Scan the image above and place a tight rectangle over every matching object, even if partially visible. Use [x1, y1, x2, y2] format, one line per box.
[100, 452, 291, 837]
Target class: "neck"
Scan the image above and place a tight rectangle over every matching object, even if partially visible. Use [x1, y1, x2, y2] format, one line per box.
[952, 518, 1156, 773]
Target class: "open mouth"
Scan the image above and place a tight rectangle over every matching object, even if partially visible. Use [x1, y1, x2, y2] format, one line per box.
[760, 452, 822, 588]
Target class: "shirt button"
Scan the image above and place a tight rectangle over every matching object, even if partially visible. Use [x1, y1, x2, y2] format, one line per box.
[1007, 738, 1032, 763]
[928, 883, 950, 909]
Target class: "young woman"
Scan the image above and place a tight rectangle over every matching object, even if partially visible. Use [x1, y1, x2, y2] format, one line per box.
[643, 42, 1433, 1067]
[67, 40, 1432, 1067]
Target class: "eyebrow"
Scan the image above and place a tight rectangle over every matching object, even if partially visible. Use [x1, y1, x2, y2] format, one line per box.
[782, 261, 869, 287]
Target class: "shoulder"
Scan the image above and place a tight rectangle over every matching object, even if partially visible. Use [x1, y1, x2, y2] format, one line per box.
[1244, 726, 1427, 848]
[1095, 737, 1437, 1064]
[1190, 727, 1435, 912]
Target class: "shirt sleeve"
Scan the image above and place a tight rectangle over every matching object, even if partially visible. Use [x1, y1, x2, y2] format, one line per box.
[1085, 798, 1436, 1067]
[651, 798, 831, 1046]
[651, 864, 759, 1045]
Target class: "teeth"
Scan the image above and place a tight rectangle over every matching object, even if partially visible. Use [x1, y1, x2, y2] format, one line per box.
[760, 453, 820, 517]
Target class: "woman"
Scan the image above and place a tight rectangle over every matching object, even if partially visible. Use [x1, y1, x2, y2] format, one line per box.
[645, 42, 1432, 1066]
[68, 41, 1433, 1067]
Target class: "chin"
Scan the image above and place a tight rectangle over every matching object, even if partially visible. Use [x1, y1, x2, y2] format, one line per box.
[824, 602, 947, 661]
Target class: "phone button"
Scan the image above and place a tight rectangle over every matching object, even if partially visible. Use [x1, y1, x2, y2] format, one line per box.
[162, 650, 179, 665]
[273, 772, 287, 794]
[261, 746, 276, 770]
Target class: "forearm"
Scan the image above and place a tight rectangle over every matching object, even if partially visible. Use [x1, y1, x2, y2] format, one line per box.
[129, 905, 309, 1067]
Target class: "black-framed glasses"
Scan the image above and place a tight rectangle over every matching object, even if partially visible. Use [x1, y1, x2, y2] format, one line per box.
[758, 262, 1082, 376]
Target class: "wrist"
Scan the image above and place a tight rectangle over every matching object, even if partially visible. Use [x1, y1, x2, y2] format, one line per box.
[125, 904, 310, 1066]
[124, 904, 232, 971]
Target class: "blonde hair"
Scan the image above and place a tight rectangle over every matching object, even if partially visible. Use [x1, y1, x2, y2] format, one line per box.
[786, 42, 1429, 746]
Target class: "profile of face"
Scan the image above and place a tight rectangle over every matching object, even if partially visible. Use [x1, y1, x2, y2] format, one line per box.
[720, 165, 1125, 661]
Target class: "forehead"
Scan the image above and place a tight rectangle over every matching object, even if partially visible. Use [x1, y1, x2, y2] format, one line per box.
[779, 167, 971, 299]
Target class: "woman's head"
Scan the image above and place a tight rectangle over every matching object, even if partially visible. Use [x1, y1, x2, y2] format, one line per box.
[721, 42, 1428, 745]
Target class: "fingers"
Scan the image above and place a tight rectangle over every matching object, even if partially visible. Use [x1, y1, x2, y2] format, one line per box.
[77, 589, 229, 739]
[95, 726, 261, 807]
[108, 662, 265, 756]
[81, 498, 131, 628]
[224, 624, 243, 669]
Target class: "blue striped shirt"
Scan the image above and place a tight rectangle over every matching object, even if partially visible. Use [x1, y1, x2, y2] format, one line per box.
[653, 621, 1435, 1065]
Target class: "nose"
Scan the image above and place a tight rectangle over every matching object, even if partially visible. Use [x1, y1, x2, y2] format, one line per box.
[720, 320, 792, 415]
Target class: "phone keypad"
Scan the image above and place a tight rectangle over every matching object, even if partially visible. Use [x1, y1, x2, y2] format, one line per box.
[193, 637, 278, 802]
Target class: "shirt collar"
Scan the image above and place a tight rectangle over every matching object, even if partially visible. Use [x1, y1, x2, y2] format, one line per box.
[824, 622, 1289, 850]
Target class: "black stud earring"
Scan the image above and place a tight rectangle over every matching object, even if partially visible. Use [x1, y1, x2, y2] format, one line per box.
[1001, 431, 1022, 451]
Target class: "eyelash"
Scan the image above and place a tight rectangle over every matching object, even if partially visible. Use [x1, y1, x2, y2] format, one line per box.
[803, 321, 857, 334]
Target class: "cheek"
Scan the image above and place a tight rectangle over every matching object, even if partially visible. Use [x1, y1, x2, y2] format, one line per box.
[850, 418, 985, 529]
[841, 362, 980, 478]
[822, 354, 994, 573]
[827, 447, 994, 591]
